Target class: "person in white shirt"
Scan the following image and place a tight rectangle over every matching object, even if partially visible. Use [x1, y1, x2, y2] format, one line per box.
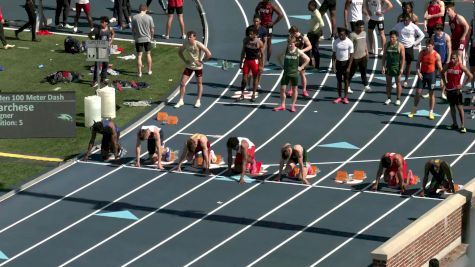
[73, 0, 94, 33]
[365, 0, 393, 56]
[135, 125, 164, 169]
[332, 27, 354, 104]
[392, 14, 425, 87]
[226, 137, 257, 184]
[344, 0, 367, 32]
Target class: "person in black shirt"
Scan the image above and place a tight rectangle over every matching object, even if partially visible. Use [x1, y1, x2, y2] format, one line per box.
[15, 0, 38, 41]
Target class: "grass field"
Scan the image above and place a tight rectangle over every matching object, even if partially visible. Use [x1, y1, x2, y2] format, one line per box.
[0, 29, 184, 190]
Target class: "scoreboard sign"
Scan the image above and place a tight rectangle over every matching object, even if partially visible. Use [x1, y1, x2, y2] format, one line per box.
[0, 92, 76, 138]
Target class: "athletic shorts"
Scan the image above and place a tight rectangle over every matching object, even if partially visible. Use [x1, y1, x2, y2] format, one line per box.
[417, 72, 436, 90]
[101, 131, 120, 154]
[469, 47, 475, 67]
[336, 60, 349, 83]
[135, 42, 152, 53]
[147, 129, 164, 156]
[183, 68, 203, 77]
[405, 47, 414, 64]
[447, 89, 463, 106]
[368, 19, 384, 31]
[168, 6, 183, 15]
[350, 21, 362, 32]
[281, 74, 299, 87]
[242, 59, 260, 77]
[319, 0, 337, 14]
[452, 38, 468, 52]
[76, 3, 91, 14]
[234, 146, 256, 165]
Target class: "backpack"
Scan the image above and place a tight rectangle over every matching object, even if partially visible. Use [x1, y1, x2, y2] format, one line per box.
[44, 71, 81, 84]
[64, 36, 83, 54]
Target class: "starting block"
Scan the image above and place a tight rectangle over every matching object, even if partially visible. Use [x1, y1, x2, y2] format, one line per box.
[156, 112, 168, 123]
[335, 170, 367, 184]
[167, 116, 178, 125]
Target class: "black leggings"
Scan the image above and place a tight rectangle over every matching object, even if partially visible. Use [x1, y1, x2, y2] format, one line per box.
[307, 30, 322, 69]
[55, 0, 70, 25]
[0, 23, 6, 46]
[349, 57, 368, 86]
[17, 5, 37, 40]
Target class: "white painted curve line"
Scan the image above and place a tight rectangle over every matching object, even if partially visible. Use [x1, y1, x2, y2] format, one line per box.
[450, 138, 475, 167]
[309, 198, 410, 266]
[0, 171, 173, 266]
[0, 166, 124, 236]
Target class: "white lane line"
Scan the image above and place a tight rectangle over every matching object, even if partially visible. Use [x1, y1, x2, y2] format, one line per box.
[216, 101, 307, 107]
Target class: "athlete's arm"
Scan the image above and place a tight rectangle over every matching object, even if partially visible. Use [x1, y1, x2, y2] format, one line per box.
[399, 43, 406, 74]
[84, 130, 97, 161]
[414, 24, 425, 47]
[382, 0, 393, 14]
[344, 0, 351, 29]
[271, 4, 283, 26]
[227, 145, 233, 173]
[135, 132, 142, 167]
[441, 64, 449, 86]
[416, 50, 423, 79]
[239, 143, 248, 184]
[200, 139, 210, 174]
[302, 35, 312, 54]
[154, 128, 163, 169]
[197, 41, 212, 61]
[436, 53, 443, 73]
[176, 141, 188, 172]
[446, 35, 452, 65]
[109, 123, 119, 159]
[372, 159, 385, 191]
[420, 160, 432, 196]
[458, 15, 470, 41]
[460, 64, 474, 87]
[441, 161, 455, 193]
[297, 150, 309, 185]
[298, 49, 310, 71]
[258, 40, 265, 70]
[395, 156, 406, 191]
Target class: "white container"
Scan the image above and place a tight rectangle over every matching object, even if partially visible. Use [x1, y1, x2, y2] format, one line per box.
[84, 95, 102, 128]
[96, 86, 116, 119]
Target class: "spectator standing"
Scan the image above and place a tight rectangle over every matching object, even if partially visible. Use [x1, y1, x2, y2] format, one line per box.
[349, 20, 371, 92]
[0, 6, 14, 49]
[15, 0, 38, 42]
[424, 0, 445, 38]
[319, 0, 336, 39]
[89, 16, 115, 87]
[381, 30, 405, 105]
[55, 0, 73, 29]
[132, 4, 155, 77]
[73, 0, 94, 33]
[162, 0, 185, 39]
[255, 0, 283, 62]
[331, 27, 354, 104]
[307, 0, 324, 69]
[366, 0, 393, 56]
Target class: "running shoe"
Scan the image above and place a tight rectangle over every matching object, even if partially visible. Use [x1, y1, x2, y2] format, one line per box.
[408, 112, 415, 118]
[395, 99, 401, 106]
[174, 99, 184, 108]
[289, 105, 296, 112]
[378, 50, 384, 57]
[441, 93, 447, 100]
[392, 83, 397, 89]
[273, 105, 285, 111]
[460, 127, 467, 133]
[109, 17, 117, 23]
[162, 34, 169, 39]
[138, 72, 142, 77]
[446, 124, 458, 130]
[384, 98, 392, 105]
[182, 34, 187, 39]
[422, 93, 430, 99]
[148, 71, 153, 75]
[4, 44, 14, 49]
[194, 99, 201, 108]
[302, 90, 309, 97]
[333, 97, 342, 104]
[250, 95, 256, 102]
[429, 111, 435, 120]
[347, 87, 353, 94]
[286, 89, 293, 97]
[403, 81, 408, 88]
[342, 97, 349, 104]
[64, 23, 73, 29]
[73, 27, 78, 33]
[364, 85, 371, 92]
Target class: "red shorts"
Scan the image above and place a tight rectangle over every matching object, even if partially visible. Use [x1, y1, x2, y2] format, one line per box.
[452, 39, 468, 52]
[234, 146, 256, 165]
[76, 3, 91, 14]
[183, 68, 203, 77]
[242, 59, 259, 77]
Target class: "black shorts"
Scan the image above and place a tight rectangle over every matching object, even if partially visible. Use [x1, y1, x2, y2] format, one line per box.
[447, 89, 463, 106]
[135, 42, 152, 53]
[147, 129, 164, 156]
[405, 47, 414, 64]
[336, 60, 349, 83]
[417, 72, 436, 90]
[168, 6, 183, 15]
[101, 131, 120, 154]
[368, 19, 384, 31]
[469, 47, 475, 67]
[319, 0, 336, 14]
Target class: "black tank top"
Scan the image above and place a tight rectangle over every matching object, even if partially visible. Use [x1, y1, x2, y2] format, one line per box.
[244, 37, 260, 60]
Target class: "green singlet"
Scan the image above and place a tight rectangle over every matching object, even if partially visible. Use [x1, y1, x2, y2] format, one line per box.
[281, 48, 300, 86]
[385, 41, 401, 77]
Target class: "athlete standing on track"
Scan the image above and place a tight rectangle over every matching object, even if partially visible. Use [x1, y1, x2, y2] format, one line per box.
[382, 30, 405, 105]
[470, 19, 475, 92]
[255, 0, 283, 62]
[349, 20, 371, 93]
[397, 1, 419, 24]
[432, 23, 452, 100]
[392, 13, 425, 88]
[332, 27, 353, 104]
[245, 17, 268, 91]
[372, 152, 408, 193]
[366, 0, 393, 57]
[408, 38, 443, 120]
[274, 36, 310, 112]
[174, 31, 212, 109]
[441, 52, 473, 133]
[447, 4, 469, 62]
[239, 26, 264, 102]
[288, 26, 312, 98]
[307, 0, 324, 69]
[319, 0, 336, 39]
[344, 0, 367, 32]
[424, 0, 445, 38]
[226, 137, 257, 184]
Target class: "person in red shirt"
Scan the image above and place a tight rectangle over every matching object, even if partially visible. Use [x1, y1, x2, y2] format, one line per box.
[255, 0, 283, 62]
[0, 6, 14, 49]
[372, 152, 407, 193]
[162, 0, 185, 39]
[424, 0, 444, 38]
[447, 4, 469, 61]
[441, 52, 473, 133]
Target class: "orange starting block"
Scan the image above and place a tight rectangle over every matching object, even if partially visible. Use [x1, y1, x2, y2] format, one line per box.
[167, 116, 179, 125]
[336, 171, 349, 182]
[156, 112, 168, 122]
[352, 170, 366, 180]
